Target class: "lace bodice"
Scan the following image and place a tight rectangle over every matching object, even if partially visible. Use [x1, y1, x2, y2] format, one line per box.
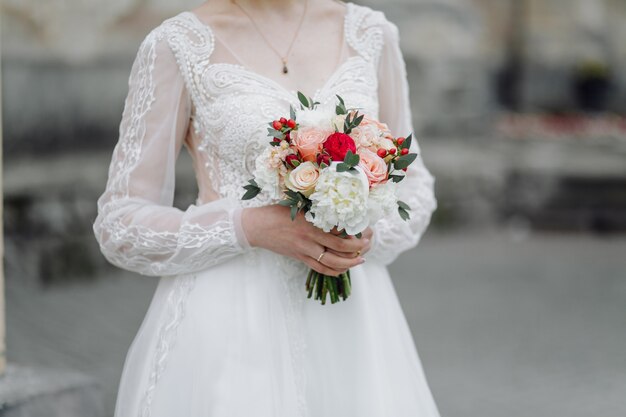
[93, 3, 437, 276]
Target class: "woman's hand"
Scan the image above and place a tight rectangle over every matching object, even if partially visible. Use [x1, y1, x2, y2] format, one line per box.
[242, 205, 372, 276]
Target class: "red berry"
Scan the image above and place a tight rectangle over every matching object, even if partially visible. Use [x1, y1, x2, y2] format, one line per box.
[284, 132, 291, 142]
[273, 137, 281, 143]
[397, 137, 405, 146]
[317, 153, 332, 166]
[285, 154, 299, 168]
[280, 117, 288, 125]
[401, 148, 409, 156]
[273, 121, 283, 130]
[287, 119, 297, 129]
[388, 148, 397, 155]
[377, 148, 387, 158]
[402, 167, 408, 172]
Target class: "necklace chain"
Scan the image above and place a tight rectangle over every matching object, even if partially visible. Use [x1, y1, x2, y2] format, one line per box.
[231, 0, 309, 74]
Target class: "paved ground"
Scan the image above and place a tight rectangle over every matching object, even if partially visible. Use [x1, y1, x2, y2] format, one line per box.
[6, 230, 626, 417]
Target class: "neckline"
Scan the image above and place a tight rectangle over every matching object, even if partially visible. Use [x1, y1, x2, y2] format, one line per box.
[182, 2, 357, 102]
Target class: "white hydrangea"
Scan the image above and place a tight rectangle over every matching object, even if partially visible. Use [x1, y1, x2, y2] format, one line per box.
[253, 147, 281, 200]
[367, 181, 399, 223]
[305, 163, 371, 235]
[296, 104, 336, 130]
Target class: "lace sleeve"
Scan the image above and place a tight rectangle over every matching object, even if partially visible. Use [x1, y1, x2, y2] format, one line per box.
[368, 20, 437, 266]
[93, 27, 250, 277]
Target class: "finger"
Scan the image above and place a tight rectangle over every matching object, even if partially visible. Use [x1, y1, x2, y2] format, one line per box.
[315, 233, 369, 254]
[302, 257, 345, 277]
[317, 250, 364, 270]
[325, 248, 358, 258]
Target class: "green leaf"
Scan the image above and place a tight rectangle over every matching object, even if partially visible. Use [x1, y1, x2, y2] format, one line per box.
[291, 160, 301, 168]
[389, 174, 405, 183]
[398, 206, 411, 221]
[393, 153, 418, 170]
[336, 95, 345, 107]
[320, 162, 329, 169]
[242, 180, 261, 200]
[278, 199, 293, 207]
[290, 105, 296, 121]
[355, 232, 362, 239]
[354, 114, 364, 127]
[285, 190, 300, 200]
[344, 150, 360, 167]
[297, 91, 310, 109]
[290, 205, 298, 221]
[242, 187, 261, 200]
[270, 141, 280, 147]
[267, 128, 285, 139]
[402, 133, 413, 150]
[336, 163, 350, 172]
[397, 200, 411, 211]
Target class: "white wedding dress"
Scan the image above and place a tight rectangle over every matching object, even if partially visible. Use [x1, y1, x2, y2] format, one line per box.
[93, 3, 439, 416]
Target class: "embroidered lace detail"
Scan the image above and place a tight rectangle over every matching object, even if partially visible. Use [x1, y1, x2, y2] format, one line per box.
[93, 15, 246, 277]
[345, 3, 387, 65]
[139, 274, 196, 417]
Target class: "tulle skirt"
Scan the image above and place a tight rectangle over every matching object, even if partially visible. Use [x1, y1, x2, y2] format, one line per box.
[113, 249, 440, 417]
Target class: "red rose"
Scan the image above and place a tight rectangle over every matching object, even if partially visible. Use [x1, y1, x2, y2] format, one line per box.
[322, 132, 357, 162]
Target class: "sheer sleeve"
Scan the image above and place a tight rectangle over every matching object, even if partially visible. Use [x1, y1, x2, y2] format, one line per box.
[368, 21, 437, 265]
[93, 28, 250, 277]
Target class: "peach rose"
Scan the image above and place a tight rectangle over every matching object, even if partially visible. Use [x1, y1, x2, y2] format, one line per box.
[360, 116, 393, 139]
[358, 148, 388, 187]
[351, 124, 380, 149]
[285, 161, 320, 197]
[292, 127, 332, 162]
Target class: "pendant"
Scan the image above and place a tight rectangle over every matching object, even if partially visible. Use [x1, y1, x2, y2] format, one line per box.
[282, 60, 289, 74]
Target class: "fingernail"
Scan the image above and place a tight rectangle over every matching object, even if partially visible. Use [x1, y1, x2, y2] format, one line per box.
[358, 257, 366, 264]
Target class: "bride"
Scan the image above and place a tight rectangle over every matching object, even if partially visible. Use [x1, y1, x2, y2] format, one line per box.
[93, 0, 439, 415]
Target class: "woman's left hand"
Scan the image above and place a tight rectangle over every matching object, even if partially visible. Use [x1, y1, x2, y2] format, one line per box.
[327, 227, 373, 259]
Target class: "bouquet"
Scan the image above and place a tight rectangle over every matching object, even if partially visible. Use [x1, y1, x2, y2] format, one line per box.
[242, 92, 418, 305]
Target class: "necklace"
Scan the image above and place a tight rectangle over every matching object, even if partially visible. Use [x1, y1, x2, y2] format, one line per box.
[231, 0, 309, 74]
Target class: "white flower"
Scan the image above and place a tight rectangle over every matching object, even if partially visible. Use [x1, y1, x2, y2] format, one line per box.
[285, 162, 320, 197]
[296, 104, 336, 130]
[305, 162, 371, 235]
[367, 181, 399, 223]
[253, 147, 281, 200]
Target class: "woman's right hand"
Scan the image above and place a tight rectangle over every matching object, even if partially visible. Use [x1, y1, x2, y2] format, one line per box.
[241, 205, 369, 276]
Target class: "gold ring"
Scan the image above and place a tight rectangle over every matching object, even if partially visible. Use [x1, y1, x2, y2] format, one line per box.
[316, 250, 327, 263]
[356, 250, 362, 257]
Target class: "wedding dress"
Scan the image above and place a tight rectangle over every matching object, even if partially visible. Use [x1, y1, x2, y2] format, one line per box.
[93, 3, 439, 416]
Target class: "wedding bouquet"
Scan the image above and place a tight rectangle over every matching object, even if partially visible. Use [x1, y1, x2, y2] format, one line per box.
[243, 92, 418, 305]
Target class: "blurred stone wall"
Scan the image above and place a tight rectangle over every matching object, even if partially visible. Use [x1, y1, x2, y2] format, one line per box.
[1, 0, 203, 155]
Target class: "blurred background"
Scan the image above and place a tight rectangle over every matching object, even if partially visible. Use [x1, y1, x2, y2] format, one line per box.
[1, 0, 625, 416]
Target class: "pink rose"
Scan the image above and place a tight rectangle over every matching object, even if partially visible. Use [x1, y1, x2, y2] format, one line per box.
[292, 127, 332, 162]
[360, 116, 393, 138]
[358, 148, 388, 187]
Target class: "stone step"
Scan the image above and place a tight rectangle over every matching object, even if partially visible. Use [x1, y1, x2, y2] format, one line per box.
[0, 364, 104, 417]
